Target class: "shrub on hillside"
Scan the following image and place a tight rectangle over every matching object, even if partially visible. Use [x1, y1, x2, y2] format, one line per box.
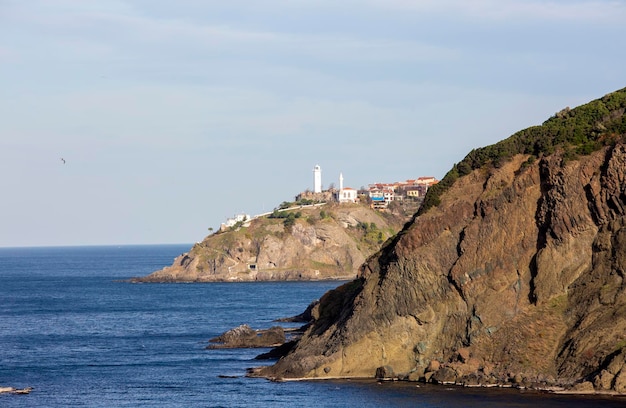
[418, 87, 626, 215]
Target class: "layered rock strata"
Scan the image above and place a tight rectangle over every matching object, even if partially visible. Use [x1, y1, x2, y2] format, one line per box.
[255, 138, 626, 393]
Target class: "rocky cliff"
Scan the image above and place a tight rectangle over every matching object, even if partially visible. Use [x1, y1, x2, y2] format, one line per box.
[135, 202, 412, 282]
[255, 87, 626, 394]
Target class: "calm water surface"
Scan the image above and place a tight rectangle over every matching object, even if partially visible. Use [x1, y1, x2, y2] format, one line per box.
[0, 245, 623, 407]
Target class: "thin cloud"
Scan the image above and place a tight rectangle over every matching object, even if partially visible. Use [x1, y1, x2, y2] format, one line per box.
[363, 0, 626, 23]
[27, 8, 455, 64]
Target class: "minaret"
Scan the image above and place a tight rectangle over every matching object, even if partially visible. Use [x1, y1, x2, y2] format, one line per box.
[339, 172, 344, 191]
[313, 165, 322, 193]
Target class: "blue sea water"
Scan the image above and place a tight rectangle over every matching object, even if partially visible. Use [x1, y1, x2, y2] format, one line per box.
[0, 245, 624, 407]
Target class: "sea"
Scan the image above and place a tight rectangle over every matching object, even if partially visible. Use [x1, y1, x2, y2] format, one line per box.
[1, 244, 624, 407]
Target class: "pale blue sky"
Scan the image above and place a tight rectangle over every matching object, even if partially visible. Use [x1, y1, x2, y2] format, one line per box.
[1, 0, 625, 247]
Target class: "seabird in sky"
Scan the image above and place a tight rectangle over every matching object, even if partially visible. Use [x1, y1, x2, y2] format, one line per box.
[60, 157, 66, 164]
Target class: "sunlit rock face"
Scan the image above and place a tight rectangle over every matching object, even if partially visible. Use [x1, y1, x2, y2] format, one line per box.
[135, 203, 409, 282]
[258, 93, 626, 393]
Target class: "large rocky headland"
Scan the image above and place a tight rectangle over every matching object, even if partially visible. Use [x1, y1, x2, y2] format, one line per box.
[251, 87, 626, 395]
[134, 202, 414, 282]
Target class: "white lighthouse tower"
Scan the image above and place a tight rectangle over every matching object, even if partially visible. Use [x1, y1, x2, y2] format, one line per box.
[313, 165, 322, 193]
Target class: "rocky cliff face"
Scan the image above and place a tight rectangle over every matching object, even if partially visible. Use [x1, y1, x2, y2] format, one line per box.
[256, 89, 626, 393]
[135, 203, 411, 282]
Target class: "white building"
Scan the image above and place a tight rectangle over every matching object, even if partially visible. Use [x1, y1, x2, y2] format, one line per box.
[338, 172, 358, 203]
[313, 165, 322, 193]
[220, 213, 251, 231]
[338, 188, 358, 203]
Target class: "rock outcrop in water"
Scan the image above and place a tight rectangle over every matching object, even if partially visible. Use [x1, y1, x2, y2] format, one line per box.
[134, 203, 413, 282]
[0, 386, 33, 395]
[254, 87, 626, 394]
[207, 325, 286, 349]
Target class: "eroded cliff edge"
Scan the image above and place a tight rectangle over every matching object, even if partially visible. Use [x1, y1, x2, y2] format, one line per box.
[135, 203, 412, 282]
[255, 88, 626, 393]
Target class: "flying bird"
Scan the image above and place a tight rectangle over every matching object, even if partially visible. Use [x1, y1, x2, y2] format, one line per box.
[60, 158, 66, 164]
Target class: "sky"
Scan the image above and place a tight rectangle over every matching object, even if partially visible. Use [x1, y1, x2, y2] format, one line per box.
[1, 0, 625, 247]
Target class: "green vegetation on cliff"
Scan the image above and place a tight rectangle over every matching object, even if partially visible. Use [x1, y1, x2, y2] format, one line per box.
[420, 87, 626, 215]
[137, 201, 416, 282]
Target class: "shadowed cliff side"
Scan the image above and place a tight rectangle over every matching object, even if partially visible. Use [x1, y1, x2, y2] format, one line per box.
[255, 87, 626, 393]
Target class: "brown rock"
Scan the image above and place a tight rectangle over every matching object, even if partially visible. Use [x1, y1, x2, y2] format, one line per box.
[375, 365, 395, 380]
[132, 202, 412, 282]
[408, 368, 424, 382]
[607, 349, 626, 375]
[571, 381, 595, 393]
[461, 372, 482, 387]
[207, 324, 285, 349]
[426, 360, 440, 373]
[614, 369, 626, 393]
[431, 367, 458, 384]
[209, 324, 255, 345]
[249, 89, 626, 394]
[457, 348, 471, 363]
[593, 370, 615, 390]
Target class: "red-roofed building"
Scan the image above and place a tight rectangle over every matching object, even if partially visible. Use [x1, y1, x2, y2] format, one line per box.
[416, 176, 438, 186]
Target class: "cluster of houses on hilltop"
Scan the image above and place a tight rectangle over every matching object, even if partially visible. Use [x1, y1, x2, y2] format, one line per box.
[296, 165, 439, 209]
[367, 176, 438, 209]
[221, 165, 439, 231]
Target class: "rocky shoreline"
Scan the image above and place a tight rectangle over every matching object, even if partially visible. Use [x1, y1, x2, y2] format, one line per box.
[244, 343, 626, 398]
[245, 369, 626, 398]
[229, 322, 626, 398]
[244, 346, 626, 398]
[211, 313, 626, 398]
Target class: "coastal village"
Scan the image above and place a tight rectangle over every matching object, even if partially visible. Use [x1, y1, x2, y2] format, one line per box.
[221, 165, 438, 231]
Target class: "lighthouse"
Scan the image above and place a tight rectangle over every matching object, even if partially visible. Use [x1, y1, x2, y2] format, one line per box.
[313, 165, 322, 193]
